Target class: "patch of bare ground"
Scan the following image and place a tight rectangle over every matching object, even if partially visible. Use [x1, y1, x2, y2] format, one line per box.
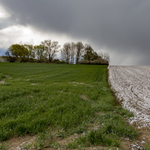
[44, 148, 62, 150]
[27, 95, 33, 98]
[85, 146, 113, 150]
[51, 132, 109, 150]
[88, 124, 101, 131]
[80, 94, 89, 101]
[5, 75, 11, 79]
[68, 82, 94, 87]
[31, 83, 36, 85]
[56, 134, 79, 145]
[0, 81, 4, 84]
[95, 111, 101, 115]
[60, 90, 70, 94]
[0, 74, 6, 84]
[1, 134, 37, 150]
[1, 124, 123, 150]
[68, 82, 84, 85]
[120, 126, 150, 150]
[45, 147, 109, 150]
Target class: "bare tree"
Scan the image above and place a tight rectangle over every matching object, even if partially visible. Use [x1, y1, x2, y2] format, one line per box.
[4, 50, 12, 62]
[34, 44, 45, 61]
[70, 42, 76, 64]
[75, 42, 84, 64]
[24, 44, 35, 59]
[61, 43, 71, 64]
[98, 51, 104, 59]
[41, 40, 60, 63]
[5, 50, 10, 57]
[103, 52, 110, 62]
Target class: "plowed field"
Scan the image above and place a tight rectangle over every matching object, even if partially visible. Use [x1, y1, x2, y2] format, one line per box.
[109, 66, 150, 128]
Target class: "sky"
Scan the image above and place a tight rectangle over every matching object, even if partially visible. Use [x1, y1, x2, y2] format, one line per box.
[0, 0, 150, 65]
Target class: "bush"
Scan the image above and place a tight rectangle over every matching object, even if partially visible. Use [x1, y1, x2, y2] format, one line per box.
[28, 58, 35, 63]
[79, 58, 109, 65]
[20, 58, 29, 62]
[2, 56, 17, 62]
[52, 59, 65, 64]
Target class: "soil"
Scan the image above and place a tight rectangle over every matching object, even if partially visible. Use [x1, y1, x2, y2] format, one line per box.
[1, 134, 37, 150]
[80, 94, 89, 100]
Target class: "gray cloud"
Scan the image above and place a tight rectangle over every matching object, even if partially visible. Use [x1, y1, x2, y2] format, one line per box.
[0, 14, 19, 30]
[0, 0, 150, 65]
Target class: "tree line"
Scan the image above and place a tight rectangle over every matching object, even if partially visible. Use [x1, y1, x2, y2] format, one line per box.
[4, 40, 110, 65]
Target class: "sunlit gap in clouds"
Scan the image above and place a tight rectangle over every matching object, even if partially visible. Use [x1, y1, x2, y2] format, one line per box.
[0, 5, 10, 18]
[0, 24, 88, 54]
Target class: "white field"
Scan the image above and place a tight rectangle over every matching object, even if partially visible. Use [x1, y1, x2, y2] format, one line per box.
[108, 66, 150, 128]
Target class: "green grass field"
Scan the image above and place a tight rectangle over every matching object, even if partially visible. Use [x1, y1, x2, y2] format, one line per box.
[0, 63, 137, 149]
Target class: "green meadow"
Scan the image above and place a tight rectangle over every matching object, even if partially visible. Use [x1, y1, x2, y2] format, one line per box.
[0, 63, 137, 149]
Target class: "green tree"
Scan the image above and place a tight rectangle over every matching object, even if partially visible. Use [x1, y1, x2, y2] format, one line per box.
[8, 44, 28, 59]
[75, 42, 84, 64]
[34, 44, 46, 62]
[41, 40, 60, 63]
[24, 44, 35, 59]
[82, 44, 98, 61]
[61, 43, 71, 64]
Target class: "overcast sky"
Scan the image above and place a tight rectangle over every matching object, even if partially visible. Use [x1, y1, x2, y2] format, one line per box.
[0, 0, 150, 65]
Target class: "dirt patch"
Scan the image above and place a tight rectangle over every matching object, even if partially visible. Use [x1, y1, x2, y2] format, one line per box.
[121, 139, 133, 150]
[27, 95, 33, 98]
[1, 134, 37, 150]
[0, 81, 4, 84]
[60, 91, 70, 94]
[56, 134, 79, 145]
[120, 125, 150, 149]
[80, 94, 89, 100]
[108, 66, 150, 128]
[2, 126, 147, 150]
[69, 82, 84, 85]
[135, 127, 150, 148]
[5, 75, 10, 78]
[88, 124, 100, 131]
[95, 111, 101, 115]
[31, 83, 36, 85]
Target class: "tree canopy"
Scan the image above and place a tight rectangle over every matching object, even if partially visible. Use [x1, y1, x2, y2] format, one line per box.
[9, 44, 28, 58]
[82, 44, 99, 61]
[4, 39, 110, 65]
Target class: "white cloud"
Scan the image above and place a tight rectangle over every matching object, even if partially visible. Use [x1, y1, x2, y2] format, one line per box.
[0, 25, 87, 51]
[0, 24, 140, 65]
[0, 5, 10, 18]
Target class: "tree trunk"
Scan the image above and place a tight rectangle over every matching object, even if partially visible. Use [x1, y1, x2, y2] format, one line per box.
[49, 54, 51, 63]
[76, 57, 79, 64]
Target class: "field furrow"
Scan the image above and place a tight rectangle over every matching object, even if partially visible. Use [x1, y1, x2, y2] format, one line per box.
[109, 66, 150, 128]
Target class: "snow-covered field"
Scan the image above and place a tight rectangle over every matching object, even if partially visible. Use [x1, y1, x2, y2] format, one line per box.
[108, 66, 150, 128]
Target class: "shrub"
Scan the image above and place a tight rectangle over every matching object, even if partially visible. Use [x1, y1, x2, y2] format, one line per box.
[2, 56, 17, 62]
[79, 58, 109, 65]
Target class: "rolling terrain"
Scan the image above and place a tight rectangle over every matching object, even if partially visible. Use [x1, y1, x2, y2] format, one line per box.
[0, 63, 141, 149]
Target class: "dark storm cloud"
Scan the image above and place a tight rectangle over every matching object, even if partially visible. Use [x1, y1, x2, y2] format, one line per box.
[0, 0, 150, 65]
[0, 14, 18, 30]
